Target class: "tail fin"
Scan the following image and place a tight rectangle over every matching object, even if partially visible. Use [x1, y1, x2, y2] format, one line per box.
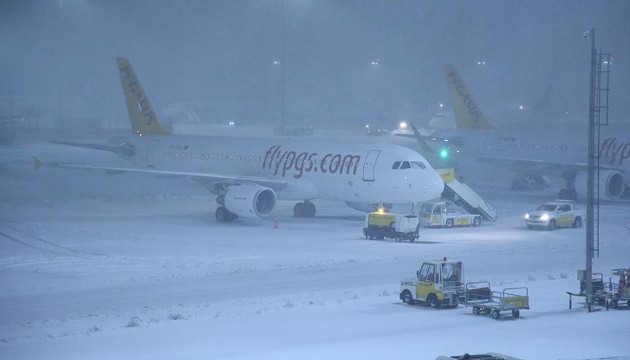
[116, 57, 171, 136]
[443, 64, 494, 129]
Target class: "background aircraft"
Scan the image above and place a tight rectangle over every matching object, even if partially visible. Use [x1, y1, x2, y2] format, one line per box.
[415, 64, 629, 201]
[44, 58, 444, 222]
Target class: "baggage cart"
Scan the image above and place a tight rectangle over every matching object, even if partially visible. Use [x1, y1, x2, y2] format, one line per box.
[462, 281, 529, 319]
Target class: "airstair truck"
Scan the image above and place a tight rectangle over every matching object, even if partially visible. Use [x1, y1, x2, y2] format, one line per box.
[418, 201, 483, 228]
[438, 168, 497, 222]
[400, 258, 463, 307]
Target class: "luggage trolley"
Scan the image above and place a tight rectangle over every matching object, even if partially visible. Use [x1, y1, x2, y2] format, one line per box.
[463, 281, 530, 319]
[608, 268, 630, 309]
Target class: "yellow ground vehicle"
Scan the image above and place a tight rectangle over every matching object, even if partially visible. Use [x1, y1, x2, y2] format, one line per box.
[418, 201, 482, 228]
[525, 200, 582, 230]
[399, 258, 463, 307]
[363, 212, 419, 242]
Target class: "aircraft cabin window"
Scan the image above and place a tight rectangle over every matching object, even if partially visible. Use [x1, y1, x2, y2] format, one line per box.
[400, 161, 411, 169]
[411, 161, 426, 169]
[392, 161, 401, 169]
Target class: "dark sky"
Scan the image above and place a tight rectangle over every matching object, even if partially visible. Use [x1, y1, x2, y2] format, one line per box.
[1, 0, 629, 128]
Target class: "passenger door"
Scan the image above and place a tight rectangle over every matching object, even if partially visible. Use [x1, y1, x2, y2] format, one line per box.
[362, 150, 381, 182]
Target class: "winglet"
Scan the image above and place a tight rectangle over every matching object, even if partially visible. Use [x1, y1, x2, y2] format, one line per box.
[116, 57, 171, 136]
[443, 64, 494, 129]
[32, 156, 43, 171]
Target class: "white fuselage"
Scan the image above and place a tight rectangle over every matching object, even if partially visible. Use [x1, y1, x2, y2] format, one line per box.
[116, 134, 445, 205]
[424, 123, 630, 199]
[437, 125, 630, 173]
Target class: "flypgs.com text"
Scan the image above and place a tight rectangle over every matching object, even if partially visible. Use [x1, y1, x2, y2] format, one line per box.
[600, 137, 630, 166]
[263, 145, 362, 178]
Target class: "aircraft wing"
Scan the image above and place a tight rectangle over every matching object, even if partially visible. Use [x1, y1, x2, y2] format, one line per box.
[459, 154, 616, 175]
[34, 157, 289, 192]
[50, 140, 124, 154]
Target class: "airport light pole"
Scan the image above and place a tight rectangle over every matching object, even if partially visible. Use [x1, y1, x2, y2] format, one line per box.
[584, 28, 596, 308]
[275, 0, 287, 137]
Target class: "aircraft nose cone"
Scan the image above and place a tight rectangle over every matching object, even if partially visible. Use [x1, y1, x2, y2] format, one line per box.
[410, 168, 444, 201]
[428, 171, 445, 199]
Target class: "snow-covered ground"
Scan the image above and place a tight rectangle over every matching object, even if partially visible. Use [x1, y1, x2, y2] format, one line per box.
[1, 137, 629, 360]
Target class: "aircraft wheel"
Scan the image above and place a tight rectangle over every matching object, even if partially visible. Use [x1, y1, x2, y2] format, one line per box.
[294, 203, 305, 217]
[558, 188, 577, 201]
[304, 202, 316, 218]
[216, 206, 237, 222]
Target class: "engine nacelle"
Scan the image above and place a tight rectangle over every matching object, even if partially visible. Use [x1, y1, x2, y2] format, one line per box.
[575, 170, 627, 200]
[224, 185, 276, 219]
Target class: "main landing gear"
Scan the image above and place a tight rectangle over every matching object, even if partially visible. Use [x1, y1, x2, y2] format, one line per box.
[215, 194, 238, 222]
[511, 174, 547, 191]
[558, 171, 578, 201]
[215, 206, 238, 222]
[294, 201, 316, 218]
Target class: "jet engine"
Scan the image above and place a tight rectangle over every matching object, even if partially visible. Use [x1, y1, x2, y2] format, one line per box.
[575, 170, 627, 200]
[223, 185, 276, 219]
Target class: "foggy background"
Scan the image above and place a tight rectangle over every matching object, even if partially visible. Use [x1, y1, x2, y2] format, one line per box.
[1, 0, 629, 132]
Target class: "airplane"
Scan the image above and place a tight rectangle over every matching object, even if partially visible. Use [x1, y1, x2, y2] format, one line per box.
[43, 57, 444, 222]
[408, 64, 630, 201]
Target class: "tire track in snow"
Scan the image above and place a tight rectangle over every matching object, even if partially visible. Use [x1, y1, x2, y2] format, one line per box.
[0, 218, 108, 258]
[12, 228, 107, 257]
[0, 231, 89, 258]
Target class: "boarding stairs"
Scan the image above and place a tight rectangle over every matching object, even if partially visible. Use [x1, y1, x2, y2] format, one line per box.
[438, 168, 498, 222]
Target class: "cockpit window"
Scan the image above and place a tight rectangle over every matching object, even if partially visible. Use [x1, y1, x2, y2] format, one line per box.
[400, 161, 411, 169]
[392, 161, 401, 169]
[411, 161, 426, 169]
